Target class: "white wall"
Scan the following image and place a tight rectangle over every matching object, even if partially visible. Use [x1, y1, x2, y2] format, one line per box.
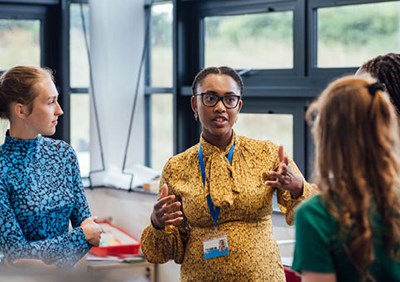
[89, 0, 145, 188]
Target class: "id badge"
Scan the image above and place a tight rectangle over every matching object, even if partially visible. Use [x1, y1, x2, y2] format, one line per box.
[203, 235, 229, 259]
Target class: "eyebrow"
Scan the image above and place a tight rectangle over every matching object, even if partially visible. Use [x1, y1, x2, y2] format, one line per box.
[203, 91, 238, 96]
[47, 95, 58, 100]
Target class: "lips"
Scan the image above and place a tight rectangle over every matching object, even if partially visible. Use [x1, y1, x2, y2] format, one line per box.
[212, 116, 228, 126]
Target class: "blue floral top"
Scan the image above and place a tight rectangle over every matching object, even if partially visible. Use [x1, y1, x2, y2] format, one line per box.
[0, 132, 92, 267]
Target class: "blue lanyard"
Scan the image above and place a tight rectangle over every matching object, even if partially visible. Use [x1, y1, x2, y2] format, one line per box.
[198, 143, 235, 228]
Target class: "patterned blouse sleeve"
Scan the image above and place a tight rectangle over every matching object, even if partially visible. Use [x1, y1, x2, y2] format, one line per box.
[67, 146, 92, 228]
[0, 180, 91, 268]
[140, 158, 188, 264]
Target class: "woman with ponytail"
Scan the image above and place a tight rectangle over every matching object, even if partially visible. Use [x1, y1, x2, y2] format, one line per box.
[292, 76, 400, 282]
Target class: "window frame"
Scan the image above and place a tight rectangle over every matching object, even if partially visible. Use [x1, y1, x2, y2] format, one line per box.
[146, 0, 398, 178]
[307, 0, 394, 77]
[198, 0, 305, 82]
[144, 1, 174, 168]
[0, 5, 46, 71]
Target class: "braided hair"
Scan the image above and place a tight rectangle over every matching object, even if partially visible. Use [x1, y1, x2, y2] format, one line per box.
[359, 53, 400, 115]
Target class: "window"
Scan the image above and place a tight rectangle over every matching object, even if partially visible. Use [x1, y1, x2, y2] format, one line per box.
[314, 1, 400, 68]
[204, 11, 293, 69]
[235, 113, 293, 159]
[0, 19, 40, 69]
[146, 2, 173, 169]
[150, 3, 173, 87]
[70, 2, 90, 177]
[150, 94, 173, 170]
[70, 3, 90, 88]
[70, 94, 90, 176]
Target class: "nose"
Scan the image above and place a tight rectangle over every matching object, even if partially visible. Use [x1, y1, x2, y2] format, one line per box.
[56, 102, 64, 116]
[213, 99, 226, 112]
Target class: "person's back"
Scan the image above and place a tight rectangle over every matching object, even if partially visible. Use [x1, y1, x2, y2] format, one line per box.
[292, 75, 400, 282]
[294, 195, 400, 282]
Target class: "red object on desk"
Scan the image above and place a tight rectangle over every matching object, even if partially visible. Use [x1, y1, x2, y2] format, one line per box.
[284, 266, 301, 282]
[90, 221, 141, 257]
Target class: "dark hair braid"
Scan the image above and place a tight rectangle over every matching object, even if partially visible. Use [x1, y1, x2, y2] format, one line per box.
[361, 53, 400, 114]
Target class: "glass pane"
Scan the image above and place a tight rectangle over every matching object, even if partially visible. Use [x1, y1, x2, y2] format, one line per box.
[151, 94, 173, 170]
[70, 94, 90, 177]
[317, 2, 400, 68]
[0, 120, 9, 145]
[234, 113, 293, 158]
[0, 19, 40, 69]
[70, 3, 90, 88]
[151, 3, 173, 87]
[205, 12, 293, 69]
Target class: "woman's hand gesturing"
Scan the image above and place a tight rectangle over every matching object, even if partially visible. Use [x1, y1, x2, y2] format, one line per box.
[151, 184, 184, 230]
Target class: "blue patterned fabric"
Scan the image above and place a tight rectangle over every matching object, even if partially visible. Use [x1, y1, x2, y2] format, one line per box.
[0, 131, 92, 268]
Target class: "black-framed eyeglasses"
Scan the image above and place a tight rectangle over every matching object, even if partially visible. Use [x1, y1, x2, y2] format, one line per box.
[195, 92, 241, 109]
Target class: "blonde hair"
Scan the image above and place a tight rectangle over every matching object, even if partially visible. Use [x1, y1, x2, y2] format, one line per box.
[307, 75, 400, 282]
[0, 66, 53, 120]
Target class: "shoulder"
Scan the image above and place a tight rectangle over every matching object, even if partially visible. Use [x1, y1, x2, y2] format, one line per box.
[237, 135, 278, 150]
[296, 195, 325, 216]
[41, 137, 77, 159]
[163, 144, 198, 171]
[295, 195, 336, 230]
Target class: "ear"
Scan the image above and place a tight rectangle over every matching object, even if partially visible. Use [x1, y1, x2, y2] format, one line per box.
[13, 103, 29, 119]
[237, 99, 243, 113]
[191, 95, 198, 113]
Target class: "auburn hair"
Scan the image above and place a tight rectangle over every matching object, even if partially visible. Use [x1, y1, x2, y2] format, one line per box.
[307, 75, 400, 282]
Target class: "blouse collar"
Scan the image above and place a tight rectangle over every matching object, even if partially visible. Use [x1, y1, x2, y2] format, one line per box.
[2, 130, 42, 152]
[199, 130, 239, 156]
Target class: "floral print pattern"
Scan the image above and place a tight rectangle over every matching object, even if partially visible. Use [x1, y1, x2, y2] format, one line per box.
[141, 132, 316, 281]
[0, 132, 91, 268]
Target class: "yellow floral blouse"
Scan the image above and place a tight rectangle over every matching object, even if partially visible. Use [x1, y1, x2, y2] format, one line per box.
[141, 133, 316, 281]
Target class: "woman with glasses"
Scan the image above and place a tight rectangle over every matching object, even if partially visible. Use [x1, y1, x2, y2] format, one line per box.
[141, 66, 316, 281]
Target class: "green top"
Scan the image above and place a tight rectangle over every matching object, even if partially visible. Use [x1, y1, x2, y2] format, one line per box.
[292, 195, 400, 282]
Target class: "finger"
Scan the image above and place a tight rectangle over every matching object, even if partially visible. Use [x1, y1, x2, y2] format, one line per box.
[160, 201, 182, 215]
[268, 171, 281, 179]
[265, 179, 280, 187]
[162, 210, 183, 222]
[266, 181, 283, 190]
[278, 145, 289, 165]
[159, 183, 169, 200]
[165, 216, 184, 226]
[279, 163, 288, 175]
[154, 195, 176, 210]
[156, 211, 183, 228]
[155, 202, 182, 220]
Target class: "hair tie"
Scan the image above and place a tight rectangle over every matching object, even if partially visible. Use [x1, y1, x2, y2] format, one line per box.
[367, 82, 385, 97]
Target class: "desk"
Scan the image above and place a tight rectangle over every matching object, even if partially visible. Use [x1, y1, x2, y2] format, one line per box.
[87, 259, 156, 282]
